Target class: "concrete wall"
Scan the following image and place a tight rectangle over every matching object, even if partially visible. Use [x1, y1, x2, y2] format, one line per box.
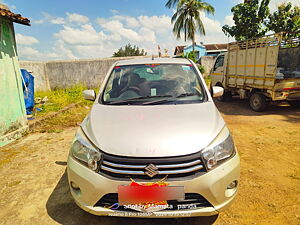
[199, 56, 216, 77]
[0, 18, 28, 146]
[20, 56, 148, 91]
[19, 61, 49, 91]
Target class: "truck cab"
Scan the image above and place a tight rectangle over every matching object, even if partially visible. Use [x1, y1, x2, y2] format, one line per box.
[210, 53, 231, 101]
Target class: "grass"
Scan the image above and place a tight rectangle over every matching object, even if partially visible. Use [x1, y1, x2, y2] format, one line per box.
[34, 85, 95, 116]
[31, 104, 92, 133]
[31, 85, 97, 133]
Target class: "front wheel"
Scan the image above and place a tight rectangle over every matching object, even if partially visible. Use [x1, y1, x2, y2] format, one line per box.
[249, 93, 267, 112]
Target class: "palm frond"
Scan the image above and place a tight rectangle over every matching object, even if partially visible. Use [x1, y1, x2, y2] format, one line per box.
[170, 0, 215, 43]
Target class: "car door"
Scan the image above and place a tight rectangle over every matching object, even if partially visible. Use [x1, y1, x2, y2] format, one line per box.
[211, 55, 225, 86]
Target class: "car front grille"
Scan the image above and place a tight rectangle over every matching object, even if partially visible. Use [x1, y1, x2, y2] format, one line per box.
[94, 193, 213, 210]
[98, 152, 206, 181]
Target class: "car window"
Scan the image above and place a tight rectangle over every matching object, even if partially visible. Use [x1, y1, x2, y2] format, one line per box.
[101, 63, 206, 105]
[214, 56, 224, 70]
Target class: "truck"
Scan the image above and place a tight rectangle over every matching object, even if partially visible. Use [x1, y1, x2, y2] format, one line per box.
[210, 32, 300, 111]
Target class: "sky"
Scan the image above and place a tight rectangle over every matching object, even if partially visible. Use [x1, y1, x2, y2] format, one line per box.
[1, 0, 299, 61]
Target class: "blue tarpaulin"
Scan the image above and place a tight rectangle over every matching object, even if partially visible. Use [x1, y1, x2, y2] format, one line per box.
[21, 69, 34, 115]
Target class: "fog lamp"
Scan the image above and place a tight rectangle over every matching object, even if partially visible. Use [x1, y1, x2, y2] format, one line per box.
[71, 181, 80, 190]
[227, 180, 238, 189]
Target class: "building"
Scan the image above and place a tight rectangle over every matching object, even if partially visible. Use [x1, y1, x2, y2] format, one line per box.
[204, 44, 227, 56]
[174, 43, 228, 60]
[0, 4, 30, 146]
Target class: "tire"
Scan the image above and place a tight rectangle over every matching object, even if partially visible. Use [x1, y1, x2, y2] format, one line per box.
[288, 101, 300, 107]
[249, 93, 267, 112]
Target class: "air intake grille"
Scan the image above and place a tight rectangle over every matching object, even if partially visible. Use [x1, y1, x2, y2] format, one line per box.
[98, 152, 206, 181]
[95, 193, 213, 210]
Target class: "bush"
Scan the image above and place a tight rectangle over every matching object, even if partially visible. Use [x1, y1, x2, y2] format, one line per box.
[183, 51, 197, 63]
[197, 64, 205, 74]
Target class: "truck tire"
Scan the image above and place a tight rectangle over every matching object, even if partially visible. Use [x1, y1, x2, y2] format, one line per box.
[249, 93, 267, 112]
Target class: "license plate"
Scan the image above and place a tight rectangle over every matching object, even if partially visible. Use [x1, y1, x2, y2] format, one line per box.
[118, 183, 184, 205]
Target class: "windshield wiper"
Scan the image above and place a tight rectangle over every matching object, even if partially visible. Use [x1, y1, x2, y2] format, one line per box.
[145, 92, 205, 105]
[175, 92, 199, 98]
[105, 95, 173, 105]
[144, 93, 202, 105]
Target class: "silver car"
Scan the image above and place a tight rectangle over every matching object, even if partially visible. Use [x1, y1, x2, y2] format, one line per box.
[67, 58, 240, 218]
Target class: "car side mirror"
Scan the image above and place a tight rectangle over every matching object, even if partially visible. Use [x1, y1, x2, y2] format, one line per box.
[83, 89, 96, 101]
[212, 86, 224, 98]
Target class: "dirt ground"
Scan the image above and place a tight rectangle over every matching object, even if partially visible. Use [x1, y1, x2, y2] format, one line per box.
[0, 100, 299, 225]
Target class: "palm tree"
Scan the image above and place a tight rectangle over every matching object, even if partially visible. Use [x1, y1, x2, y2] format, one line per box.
[168, 0, 215, 52]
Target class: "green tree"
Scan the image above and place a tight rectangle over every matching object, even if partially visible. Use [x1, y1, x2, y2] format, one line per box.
[168, 0, 214, 52]
[165, 0, 181, 8]
[266, 3, 300, 38]
[112, 44, 147, 57]
[222, 0, 270, 41]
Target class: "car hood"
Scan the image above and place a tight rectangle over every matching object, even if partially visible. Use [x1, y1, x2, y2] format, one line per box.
[81, 102, 225, 157]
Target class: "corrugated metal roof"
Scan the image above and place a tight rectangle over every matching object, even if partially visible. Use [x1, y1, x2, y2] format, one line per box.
[0, 5, 30, 26]
[204, 44, 227, 51]
[174, 45, 186, 55]
[174, 43, 228, 55]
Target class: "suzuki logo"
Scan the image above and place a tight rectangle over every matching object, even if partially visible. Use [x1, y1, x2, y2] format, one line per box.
[144, 164, 159, 177]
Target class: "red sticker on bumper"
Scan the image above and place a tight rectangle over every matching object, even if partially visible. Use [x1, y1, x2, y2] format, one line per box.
[118, 185, 184, 205]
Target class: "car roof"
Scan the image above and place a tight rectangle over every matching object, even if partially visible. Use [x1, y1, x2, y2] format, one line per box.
[115, 57, 192, 66]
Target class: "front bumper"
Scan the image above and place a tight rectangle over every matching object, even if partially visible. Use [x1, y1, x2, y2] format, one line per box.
[67, 153, 240, 218]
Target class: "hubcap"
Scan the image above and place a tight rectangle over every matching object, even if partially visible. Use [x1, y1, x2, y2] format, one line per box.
[253, 98, 260, 107]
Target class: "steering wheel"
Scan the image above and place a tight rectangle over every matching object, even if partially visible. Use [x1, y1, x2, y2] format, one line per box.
[119, 86, 142, 96]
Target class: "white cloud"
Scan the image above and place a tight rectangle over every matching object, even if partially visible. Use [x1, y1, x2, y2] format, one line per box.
[100, 20, 145, 42]
[16, 34, 39, 45]
[54, 24, 103, 45]
[110, 9, 119, 15]
[67, 13, 89, 24]
[32, 19, 44, 24]
[18, 11, 234, 60]
[125, 17, 140, 28]
[138, 15, 171, 35]
[50, 17, 65, 25]
[17, 46, 43, 60]
[224, 15, 235, 27]
[32, 12, 89, 25]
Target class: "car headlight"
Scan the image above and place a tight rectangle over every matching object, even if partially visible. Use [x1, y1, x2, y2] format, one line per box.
[201, 126, 235, 170]
[71, 128, 102, 171]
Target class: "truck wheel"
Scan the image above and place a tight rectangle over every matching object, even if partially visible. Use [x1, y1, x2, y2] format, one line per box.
[288, 101, 300, 107]
[249, 93, 267, 112]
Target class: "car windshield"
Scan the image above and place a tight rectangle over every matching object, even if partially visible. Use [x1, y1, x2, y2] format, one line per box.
[101, 63, 206, 105]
